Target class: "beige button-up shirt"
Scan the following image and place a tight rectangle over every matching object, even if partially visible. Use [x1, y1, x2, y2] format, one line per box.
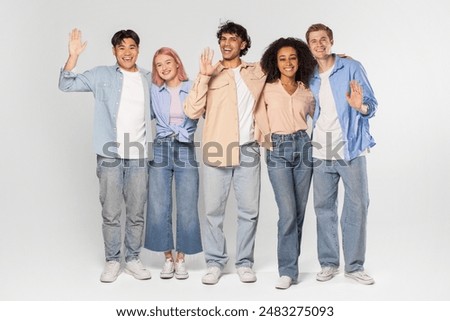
[184, 61, 266, 167]
[254, 81, 315, 150]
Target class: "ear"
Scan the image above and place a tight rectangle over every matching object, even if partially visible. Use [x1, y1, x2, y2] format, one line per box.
[240, 41, 247, 50]
[112, 46, 116, 56]
[331, 39, 334, 46]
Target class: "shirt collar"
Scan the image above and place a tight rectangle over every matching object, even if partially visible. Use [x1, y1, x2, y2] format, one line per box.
[158, 80, 190, 93]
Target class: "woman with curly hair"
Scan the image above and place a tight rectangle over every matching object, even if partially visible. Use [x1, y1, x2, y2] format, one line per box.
[254, 37, 316, 289]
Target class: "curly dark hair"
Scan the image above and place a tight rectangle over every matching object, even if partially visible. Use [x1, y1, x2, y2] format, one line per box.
[216, 20, 251, 57]
[260, 37, 316, 87]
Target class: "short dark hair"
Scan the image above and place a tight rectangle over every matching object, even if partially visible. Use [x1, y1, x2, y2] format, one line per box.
[216, 21, 251, 57]
[111, 30, 140, 47]
[260, 37, 316, 87]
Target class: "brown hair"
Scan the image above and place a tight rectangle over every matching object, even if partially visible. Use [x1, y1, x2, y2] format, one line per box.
[305, 23, 333, 44]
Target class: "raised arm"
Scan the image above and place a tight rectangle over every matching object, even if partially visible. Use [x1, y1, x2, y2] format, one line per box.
[63, 28, 88, 71]
[183, 48, 220, 119]
[199, 47, 219, 76]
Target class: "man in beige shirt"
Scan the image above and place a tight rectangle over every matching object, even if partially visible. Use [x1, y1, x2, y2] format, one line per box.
[184, 21, 266, 285]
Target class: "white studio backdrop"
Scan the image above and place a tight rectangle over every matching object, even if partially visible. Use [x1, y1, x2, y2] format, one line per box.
[1, 0, 449, 301]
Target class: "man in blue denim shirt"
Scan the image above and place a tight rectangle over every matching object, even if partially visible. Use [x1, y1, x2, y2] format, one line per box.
[59, 29, 152, 283]
[306, 23, 378, 285]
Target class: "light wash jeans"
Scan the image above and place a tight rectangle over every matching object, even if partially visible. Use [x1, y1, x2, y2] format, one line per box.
[144, 137, 202, 254]
[313, 156, 369, 273]
[266, 130, 312, 281]
[202, 142, 261, 269]
[96, 155, 148, 262]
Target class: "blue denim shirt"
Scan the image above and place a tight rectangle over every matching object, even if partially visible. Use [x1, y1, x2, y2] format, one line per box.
[58, 64, 152, 158]
[310, 55, 378, 161]
[151, 80, 198, 142]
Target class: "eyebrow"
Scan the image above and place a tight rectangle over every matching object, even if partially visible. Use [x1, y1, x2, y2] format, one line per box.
[221, 35, 238, 40]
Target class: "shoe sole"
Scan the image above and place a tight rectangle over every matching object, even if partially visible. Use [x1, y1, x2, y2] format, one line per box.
[124, 268, 152, 280]
[239, 278, 257, 283]
[202, 276, 219, 285]
[175, 273, 189, 280]
[100, 276, 119, 283]
[275, 282, 291, 289]
[344, 273, 375, 285]
[160, 273, 174, 279]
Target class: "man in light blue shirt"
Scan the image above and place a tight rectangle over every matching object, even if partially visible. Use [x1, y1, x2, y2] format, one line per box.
[306, 23, 378, 285]
[59, 28, 152, 283]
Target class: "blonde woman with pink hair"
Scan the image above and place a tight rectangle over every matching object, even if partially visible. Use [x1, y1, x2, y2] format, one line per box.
[144, 47, 202, 279]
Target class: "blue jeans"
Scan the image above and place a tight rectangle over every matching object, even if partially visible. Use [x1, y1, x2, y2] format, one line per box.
[202, 142, 261, 269]
[96, 155, 148, 262]
[144, 137, 202, 255]
[266, 131, 313, 281]
[313, 156, 369, 273]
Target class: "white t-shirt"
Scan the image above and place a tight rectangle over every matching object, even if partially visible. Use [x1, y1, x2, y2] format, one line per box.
[312, 65, 345, 160]
[233, 67, 255, 146]
[116, 69, 146, 159]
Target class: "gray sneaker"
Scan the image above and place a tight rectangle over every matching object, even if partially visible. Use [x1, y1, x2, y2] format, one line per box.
[316, 266, 339, 282]
[124, 259, 152, 280]
[100, 260, 121, 283]
[201, 266, 222, 285]
[160, 259, 174, 279]
[345, 270, 375, 285]
[237, 267, 257, 283]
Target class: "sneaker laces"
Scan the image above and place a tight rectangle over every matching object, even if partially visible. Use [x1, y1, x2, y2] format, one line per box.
[353, 271, 370, 278]
[176, 260, 186, 273]
[319, 266, 332, 275]
[162, 259, 174, 273]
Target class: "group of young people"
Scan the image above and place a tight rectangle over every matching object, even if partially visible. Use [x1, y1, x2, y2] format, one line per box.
[59, 20, 377, 290]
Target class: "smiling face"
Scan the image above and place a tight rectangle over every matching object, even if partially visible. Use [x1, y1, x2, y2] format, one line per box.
[307, 29, 333, 60]
[154, 54, 179, 85]
[219, 32, 247, 63]
[112, 38, 139, 72]
[277, 46, 299, 81]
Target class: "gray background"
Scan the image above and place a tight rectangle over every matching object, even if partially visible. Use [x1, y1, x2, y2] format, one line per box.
[1, 0, 449, 301]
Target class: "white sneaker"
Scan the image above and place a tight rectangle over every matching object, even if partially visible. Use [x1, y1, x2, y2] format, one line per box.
[237, 266, 257, 283]
[275, 276, 293, 289]
[160, 259, 174, 279]
[316, 266, 339, 282]
[175, 260, 189, 280]
[345, 270, 375, 285]
[100, 260, 121, 283]
[201, 266, 222, 285]
[124, 259, 152, 280]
